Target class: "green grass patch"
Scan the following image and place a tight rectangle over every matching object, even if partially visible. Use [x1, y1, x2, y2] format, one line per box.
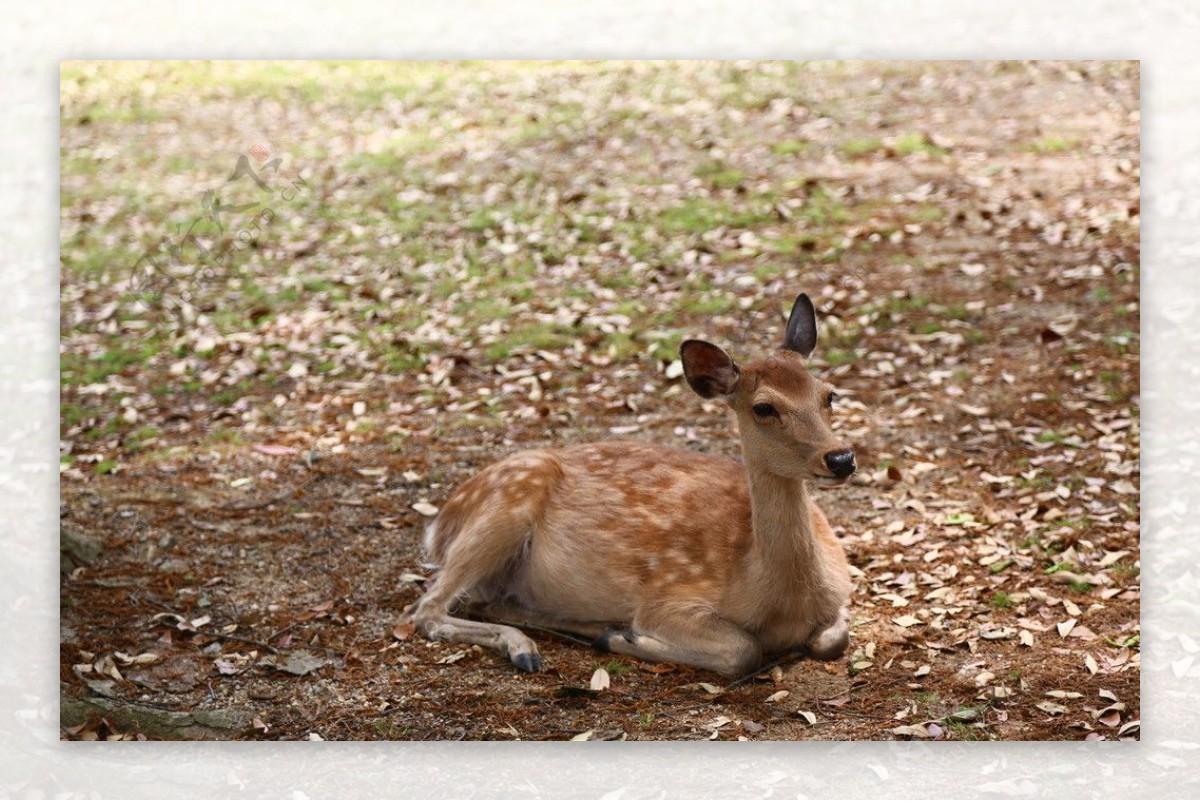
[597, 659, 630, 676]
[62, 344, 160, 386]
[646, 330, 684, 362]
[1111, 562, 1140, 578]
[772, 139, 810, 156]
[944, 303, 969, 321]
[486, 323, 574, 361]
[840, 137, 883, 157]
[990, 591, 1014, 608]
[694, 159, 746, 190]
[909, 204, 945, 223]
[124, 425, 161, 454]
[893, 132, 947, 157]
[93, 459, 119, 475]
[62, 404, 92, 428]
[767, 233, 828, 255]
[206, 427, 244, 445]
[1050, 517, 1092, 533]
[1107, 330, 1138, 354]
[656, 198, 772, 234]
[943, 706, 994, 741]
[822, 348, 858, 365]
[684, 293, 736, 315]
[1029, 135, 1076, 154]
[800, 188, 851, 227]
[345, 133, 440, 171]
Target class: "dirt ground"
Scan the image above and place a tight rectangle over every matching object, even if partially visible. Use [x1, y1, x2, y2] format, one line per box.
[59, 60, 1139, 741]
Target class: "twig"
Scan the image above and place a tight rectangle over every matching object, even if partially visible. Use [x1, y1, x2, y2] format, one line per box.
[266, 622, 301, 644]
[722, 649, 809, 691]
[499, 620, 596, 648]
[205, 631, 279, 654]
[110, 495, 185, 507]
[814, 699, 894, 722]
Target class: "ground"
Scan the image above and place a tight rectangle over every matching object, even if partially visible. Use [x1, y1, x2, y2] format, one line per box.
[59, 60, 1140, 741]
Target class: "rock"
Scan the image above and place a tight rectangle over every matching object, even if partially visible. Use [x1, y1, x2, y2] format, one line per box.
[60, 694, 252, 740]
[60, 527, 103, 575]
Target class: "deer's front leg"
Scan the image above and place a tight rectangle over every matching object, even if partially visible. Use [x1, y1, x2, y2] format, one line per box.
[593, 606, 762, 677]
[805, 606, 850, 661]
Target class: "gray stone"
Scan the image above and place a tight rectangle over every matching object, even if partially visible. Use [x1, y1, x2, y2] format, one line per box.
[61, 695, 252, 740]
[60, 527, 103, 575]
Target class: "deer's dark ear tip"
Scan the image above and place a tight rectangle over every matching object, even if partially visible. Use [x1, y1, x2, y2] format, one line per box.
[680, 339, 718, 359]
[782, 291, 818, 358]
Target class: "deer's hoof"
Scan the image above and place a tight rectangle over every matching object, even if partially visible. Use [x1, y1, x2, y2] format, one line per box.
[512, 652, 543, 673]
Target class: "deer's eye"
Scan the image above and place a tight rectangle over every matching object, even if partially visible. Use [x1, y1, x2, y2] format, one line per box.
[752, 402, 779, 419]
[826, 391, 838, 409]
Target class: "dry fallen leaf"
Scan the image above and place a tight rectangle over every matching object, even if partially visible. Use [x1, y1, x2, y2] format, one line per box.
[262, 650, 331, 676]
[436, 650, 467, 665]
[590, 667, 611, 691]
[253, 443, 298, 456]
[412, 502, 439, 517]
[891, 724, 934, 739]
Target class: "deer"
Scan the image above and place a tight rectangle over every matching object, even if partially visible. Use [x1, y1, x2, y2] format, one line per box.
[405, 292, 857, 676]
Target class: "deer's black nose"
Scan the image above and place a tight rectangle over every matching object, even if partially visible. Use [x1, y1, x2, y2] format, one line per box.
[824, 449, 856, 479]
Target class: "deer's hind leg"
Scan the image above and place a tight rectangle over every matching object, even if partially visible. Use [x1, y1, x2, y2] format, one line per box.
[408, 518, 545, 672]
[407, 449, 570, 673]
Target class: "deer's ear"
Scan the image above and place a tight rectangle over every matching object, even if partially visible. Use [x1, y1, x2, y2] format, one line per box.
[680, 339, 740, 399]
[782, 293, 817, 357]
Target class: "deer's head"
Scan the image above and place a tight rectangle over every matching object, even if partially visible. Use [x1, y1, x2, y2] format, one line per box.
[680, 293, 856, 485]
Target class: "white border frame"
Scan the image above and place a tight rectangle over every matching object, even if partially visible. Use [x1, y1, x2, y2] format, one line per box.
[5, 1, 1193, 798]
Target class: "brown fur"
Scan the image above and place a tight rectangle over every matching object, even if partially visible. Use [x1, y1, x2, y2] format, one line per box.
[407, 296, 856, 676]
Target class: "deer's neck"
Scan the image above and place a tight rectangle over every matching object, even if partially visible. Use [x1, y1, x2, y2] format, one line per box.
[744, 462, 823, 577]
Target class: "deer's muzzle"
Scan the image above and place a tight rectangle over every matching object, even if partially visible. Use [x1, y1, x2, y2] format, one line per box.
[823, 449, 856, 479]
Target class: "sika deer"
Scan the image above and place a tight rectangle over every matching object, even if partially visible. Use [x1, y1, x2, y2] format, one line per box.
[407, 293, 856, 676]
